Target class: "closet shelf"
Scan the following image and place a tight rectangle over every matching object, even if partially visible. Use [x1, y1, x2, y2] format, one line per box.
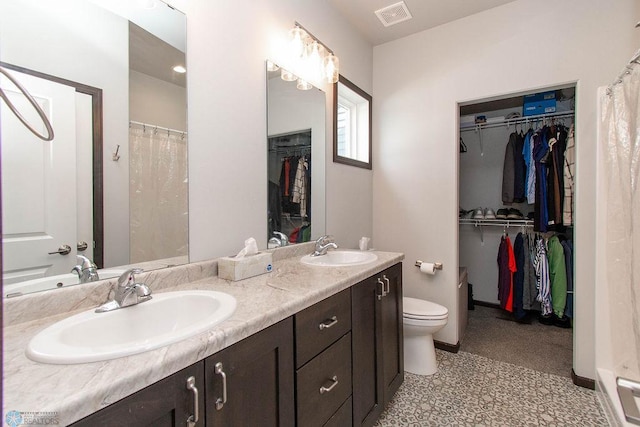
[460, 110, 575, 132]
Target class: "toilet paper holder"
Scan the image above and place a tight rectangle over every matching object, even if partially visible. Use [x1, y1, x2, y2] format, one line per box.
[415, 260, 443, 270]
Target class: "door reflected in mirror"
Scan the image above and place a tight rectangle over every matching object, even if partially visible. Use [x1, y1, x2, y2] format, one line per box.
[0, 0, 188, 297]
[266, 62, 326, 248]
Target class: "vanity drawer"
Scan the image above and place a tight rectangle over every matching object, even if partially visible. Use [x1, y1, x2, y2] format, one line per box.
[324, 396, 352, 427]
[296, 332, 352, 427]
[295, 288, 351, 368]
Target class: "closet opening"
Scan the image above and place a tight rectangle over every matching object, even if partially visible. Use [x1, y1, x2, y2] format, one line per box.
[457, 85, 576, 379]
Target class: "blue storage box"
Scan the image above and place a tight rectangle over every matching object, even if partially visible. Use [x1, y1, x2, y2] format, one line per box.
[523, 91, 556, 116]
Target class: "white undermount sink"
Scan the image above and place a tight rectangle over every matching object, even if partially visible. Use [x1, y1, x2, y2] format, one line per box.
[300, 250, 377, 267]
[26, 290, 237, 364]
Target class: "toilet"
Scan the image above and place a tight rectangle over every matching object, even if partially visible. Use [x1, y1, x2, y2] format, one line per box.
[403, 297, 449, 375]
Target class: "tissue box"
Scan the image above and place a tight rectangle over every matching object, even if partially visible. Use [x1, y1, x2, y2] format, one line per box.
[218, 252, 273, 281]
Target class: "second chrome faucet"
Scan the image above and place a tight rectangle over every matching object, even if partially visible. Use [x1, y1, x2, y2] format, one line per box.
[311, 235, 338, 257]
[95, 268, 152, 313]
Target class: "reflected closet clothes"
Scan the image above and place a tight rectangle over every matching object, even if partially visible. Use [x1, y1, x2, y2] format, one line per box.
[502, 132, 527, 204]
[268, 181, 282, 237]
[291, 157, 308, 218]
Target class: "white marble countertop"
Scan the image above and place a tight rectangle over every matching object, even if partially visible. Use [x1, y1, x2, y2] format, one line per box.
[3, 247, 403, 425]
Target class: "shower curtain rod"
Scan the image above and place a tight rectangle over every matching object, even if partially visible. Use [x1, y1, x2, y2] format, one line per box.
[606, 48, 640, 95]
[129, 120, 187, 135]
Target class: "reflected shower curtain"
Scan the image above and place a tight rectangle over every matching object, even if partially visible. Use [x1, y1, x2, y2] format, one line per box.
[129, 127, 188, 263]
[601, 51, 640, 382]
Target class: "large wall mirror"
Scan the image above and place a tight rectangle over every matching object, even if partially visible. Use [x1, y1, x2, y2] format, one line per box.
[0, 0, 188, 297]
[267, 62, 326, 247]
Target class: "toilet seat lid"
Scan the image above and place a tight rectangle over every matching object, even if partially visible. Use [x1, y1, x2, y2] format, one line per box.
[403, 297, 448, 320]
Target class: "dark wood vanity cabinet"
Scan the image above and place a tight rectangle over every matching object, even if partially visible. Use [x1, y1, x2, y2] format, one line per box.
[352, 263, 403, 427]
[205, 317, 295, 427]
[71, 362, 206, 427]
[70, 263, 403, 427]
[71, 319, 293, 427]
[294, 289, 353, 427]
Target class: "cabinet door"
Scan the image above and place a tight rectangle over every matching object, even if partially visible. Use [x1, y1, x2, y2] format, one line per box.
[205, 317, 294, 427]
[351, 275, 384, 427]
[380, 263, 404, 403]
[71, 362, 205, 427]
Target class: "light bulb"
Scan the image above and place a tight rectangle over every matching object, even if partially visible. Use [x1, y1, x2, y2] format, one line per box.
[308, 41, 322, 83]
[289, 27, 306, 59]
[281, 68, 296, 82]
[172, 65, 186, 74]
[266, 60, 279, 72]
[297, 78, 312, 90]
[324, 54, 339, 84]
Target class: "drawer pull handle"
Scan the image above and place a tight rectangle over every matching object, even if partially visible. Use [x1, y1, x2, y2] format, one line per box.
[377, 278, 385, 300]
[319, 376, 339, 394]
[318, 316, 338, 330]
[215, 362, 227, 411]
[383, 275, 390, 295]
[186, 376, 199, 427]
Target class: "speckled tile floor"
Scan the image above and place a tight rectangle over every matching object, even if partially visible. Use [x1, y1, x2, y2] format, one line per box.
[374, 350, 607, 426]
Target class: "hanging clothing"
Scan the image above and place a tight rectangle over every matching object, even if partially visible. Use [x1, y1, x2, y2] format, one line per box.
[563, 125, 575, 225]
[291, 157, 308, 218]
[497, 236, 516, 312]
[523, 130, 536, 204]
[547, 235, 567, 317]
[533, 236, 552, 315]
[267, 181, 282, 237]
[533, 131, 550, 232]
[513, 233, 526, 320]
[513, 132, 526, 202]
[561, 239, 574, 318]
[502, 134, 516, 204]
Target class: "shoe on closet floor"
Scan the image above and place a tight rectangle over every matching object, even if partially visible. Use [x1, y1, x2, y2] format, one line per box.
[496, 209, 509, 219]
[507, 208, 524, 219]
[538, 313, 554, 325]
[553, 314, 572, 329]
[484, 208, 497, 220]
[471, 208, 484, 219]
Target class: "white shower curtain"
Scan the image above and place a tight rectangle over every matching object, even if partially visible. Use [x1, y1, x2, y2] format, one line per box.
[601, 50, 640, 382]
[129, 126, 188, 264]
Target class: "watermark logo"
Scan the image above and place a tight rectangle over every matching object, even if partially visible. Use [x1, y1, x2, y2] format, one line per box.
[5, 411, 59, 426]
[5, 411, 22, 427]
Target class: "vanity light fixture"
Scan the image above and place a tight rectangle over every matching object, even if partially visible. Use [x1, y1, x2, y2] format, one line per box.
[172, 65, 186, 73]
[283, 22, 340, 86]
[296, 78, 312, 91]
[281, 68, 297, 82]
[266, 60, 280, 72]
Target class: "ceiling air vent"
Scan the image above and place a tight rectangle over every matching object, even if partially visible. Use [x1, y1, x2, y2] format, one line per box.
[374, 1, 413, 27]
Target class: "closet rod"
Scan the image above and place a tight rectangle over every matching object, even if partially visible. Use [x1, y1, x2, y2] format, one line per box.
[459, 218, 534, 227]
[130, 120, 187, 136]
[460, 110, 574, 132]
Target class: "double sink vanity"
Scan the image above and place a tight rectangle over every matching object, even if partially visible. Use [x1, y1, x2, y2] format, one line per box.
[4, 243, 404, 426]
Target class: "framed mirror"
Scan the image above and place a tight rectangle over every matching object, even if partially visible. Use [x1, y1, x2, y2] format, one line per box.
[266, 62, 326, 247]
[0, 0, 188, 297]
[333, 75, 372, 169]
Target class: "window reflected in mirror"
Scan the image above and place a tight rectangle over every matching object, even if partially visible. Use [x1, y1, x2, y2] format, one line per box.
[333, 76, 372, 169]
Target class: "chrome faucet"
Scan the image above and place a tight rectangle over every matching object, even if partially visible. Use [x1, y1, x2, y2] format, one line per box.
[71, 255, 99, 283]
[95, 268, 152, 313]
[311, 235, 338, 257]
[268, 231, 289, 248]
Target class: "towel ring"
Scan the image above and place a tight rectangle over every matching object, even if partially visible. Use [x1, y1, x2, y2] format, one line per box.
[0, 66, 54, 141]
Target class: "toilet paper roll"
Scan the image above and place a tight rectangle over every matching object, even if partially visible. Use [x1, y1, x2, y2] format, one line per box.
[420, 262, 436, 275]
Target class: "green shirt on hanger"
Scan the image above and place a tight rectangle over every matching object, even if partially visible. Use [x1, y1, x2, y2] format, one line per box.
[547, 235, 567, 317]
